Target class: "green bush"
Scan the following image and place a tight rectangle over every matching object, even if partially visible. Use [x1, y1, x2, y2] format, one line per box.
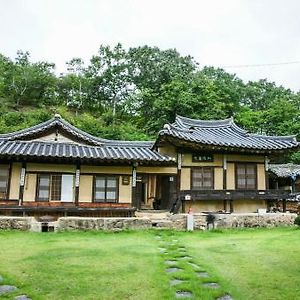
[294, 216, 300, 226]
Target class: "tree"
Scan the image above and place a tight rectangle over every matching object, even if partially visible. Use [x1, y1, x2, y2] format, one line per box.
[58, 58, 88, 113]
[85, 44, 132, 117]
[5, 51, 57, 107]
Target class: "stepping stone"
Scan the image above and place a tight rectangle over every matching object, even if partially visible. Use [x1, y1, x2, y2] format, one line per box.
[175, 291, 193, 298]
[0, 275, 3, 282]
[216, 295, 233, 300]
[203, 282, 220, 289]
[196, 271, 210, 278]
[0, 285, 18, 295]
[165, 260, 177, 265]
[170, 279, 186, 286]
[187, 262, 200, 268]
[15, 295, 32, 300]
[166, 267, 182, 273]
[178, 256, 192, 260]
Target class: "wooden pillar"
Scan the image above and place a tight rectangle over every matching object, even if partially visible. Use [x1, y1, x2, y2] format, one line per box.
[19, 162, 26, 205]
[177, 152, 182, 212]
[282, 199, 287, 212]
[265, 156, 269, 190]
[132, 163, 138, 209]
[230, 200, 234, 213]
[75, 164, 80, 206]
[223, 154, 227, 212]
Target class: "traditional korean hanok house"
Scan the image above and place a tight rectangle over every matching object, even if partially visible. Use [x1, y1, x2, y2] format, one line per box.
[0, 114, 299, 217]
[0, 114, 177, 218]
[155, 115, 299, 213]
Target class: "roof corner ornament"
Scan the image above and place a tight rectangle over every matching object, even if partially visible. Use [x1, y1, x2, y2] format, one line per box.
[54, 113, 62, 119]
[163, 123, 171, 132]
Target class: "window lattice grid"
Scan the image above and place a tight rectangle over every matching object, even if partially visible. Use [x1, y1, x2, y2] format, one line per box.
[50, 174, 62, 201]
[94, 176, 118, 203]
[236, 164, 257, 189]
[192, 167, 214, 190]
[37, 174, 50, 201]
[0, 165, 9, 199]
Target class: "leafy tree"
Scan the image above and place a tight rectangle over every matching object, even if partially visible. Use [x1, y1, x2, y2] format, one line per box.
[7, 51, 57, 107]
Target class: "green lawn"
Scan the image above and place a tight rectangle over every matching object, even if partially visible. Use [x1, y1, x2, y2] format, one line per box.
[0, 228, 299, 300]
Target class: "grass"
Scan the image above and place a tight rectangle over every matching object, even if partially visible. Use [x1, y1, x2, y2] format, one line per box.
[0, 227, 299, 299]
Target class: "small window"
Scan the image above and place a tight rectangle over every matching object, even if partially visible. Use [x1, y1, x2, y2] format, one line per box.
[0, 165, 10, 199]
[94, 176, 118, 202]
[191, 167, 214, 190]
[236, 164, 257, 189]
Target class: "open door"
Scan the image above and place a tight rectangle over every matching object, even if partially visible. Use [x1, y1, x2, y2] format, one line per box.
[157, 175, 177, 210]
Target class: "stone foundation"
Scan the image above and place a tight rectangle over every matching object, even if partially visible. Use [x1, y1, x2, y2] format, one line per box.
[212, 213, 297, 228]
[57, 217, 152, 231]
[0, 217, 33, 231]
[0, 213, 297, 231]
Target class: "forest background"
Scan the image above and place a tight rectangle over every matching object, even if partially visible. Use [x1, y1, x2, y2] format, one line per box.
[0, 44, 299, 161]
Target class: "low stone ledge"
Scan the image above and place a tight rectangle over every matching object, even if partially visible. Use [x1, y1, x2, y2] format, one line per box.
[213, 213, 297, 228]
[0, 216, 33, 231]
[57, 217, 152, 231]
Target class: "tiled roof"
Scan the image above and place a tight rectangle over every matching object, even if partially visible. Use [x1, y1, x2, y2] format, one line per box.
[269, 163, 300, 178]
[0, 115, 173, 164]
[158, 115, 299, 152]
[0, 140, 173, 164]
[0, 114, 153, 148]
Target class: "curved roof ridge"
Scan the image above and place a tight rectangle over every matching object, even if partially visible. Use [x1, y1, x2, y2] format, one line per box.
[0, 115, 154, 148]
[246, 132, 297, 142]
[175, 115, 234, 128]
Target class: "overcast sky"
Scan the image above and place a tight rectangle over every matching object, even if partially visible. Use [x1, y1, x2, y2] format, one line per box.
[1, 0, 300, 91]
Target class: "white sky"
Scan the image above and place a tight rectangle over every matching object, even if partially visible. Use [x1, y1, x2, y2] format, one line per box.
[1, 0, 300, 91]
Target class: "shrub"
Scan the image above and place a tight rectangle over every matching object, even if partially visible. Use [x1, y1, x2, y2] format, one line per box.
[294, 216, 300, 226]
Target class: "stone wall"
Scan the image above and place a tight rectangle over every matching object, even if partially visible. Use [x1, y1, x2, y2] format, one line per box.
[57, 217, 152, 231]
[0, 216, 33, 230]
[0, 213, 297, 231]
[212, 213, 297, 228]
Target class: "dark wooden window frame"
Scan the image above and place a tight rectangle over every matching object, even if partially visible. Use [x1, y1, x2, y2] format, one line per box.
[36, 173, 74, 202]
[235, 163, 257, 190]
[36, 174, 51, 202]
[0, 164, 11, 200]
[191, 167, 214, 190]
[93, 175, 119, 203]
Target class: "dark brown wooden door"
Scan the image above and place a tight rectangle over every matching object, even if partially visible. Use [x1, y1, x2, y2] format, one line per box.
[160, 175, 177, 210]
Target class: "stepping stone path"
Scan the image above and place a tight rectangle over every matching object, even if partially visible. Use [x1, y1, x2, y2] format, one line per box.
[0, 274, 31, 299]
[165, 260, 177, 265]
[187, 261, 200, 269]
[15, 295, 32, 300]
[0, 285, 18, 295]
[175, 291, 193, 298]
[216, 295, 234, 300]
[170, 279, 187, 286]
[178, 255, 192, 260]
[196, 271, 210, 278]
[166, 267, 182, 273]
[203, 282, 221, 289]
[156, 234, 233, 299]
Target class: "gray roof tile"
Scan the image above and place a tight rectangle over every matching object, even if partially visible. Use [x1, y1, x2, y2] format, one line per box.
[158, 115, 299, 152]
